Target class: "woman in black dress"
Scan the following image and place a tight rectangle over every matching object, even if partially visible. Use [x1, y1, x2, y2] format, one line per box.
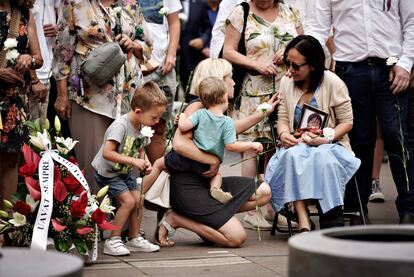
[151, 58, 278, 247]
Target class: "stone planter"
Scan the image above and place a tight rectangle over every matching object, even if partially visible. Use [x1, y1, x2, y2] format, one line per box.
[289, 225, 414, 277]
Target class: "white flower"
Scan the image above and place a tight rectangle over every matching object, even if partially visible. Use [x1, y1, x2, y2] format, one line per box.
[113, 7, 122, 14]
[178, 13, 187, 21]
[159, 7, 170, 15]
[0, 218, 11, 232]
[256, 103, 273, 113]
[6, 49, 19, 63]
[29, 129, 51, 150]
[323, 127, 335, 141]
[9, 212, 27, 227]
[4, 38, 18, 50]
[141, 126, 154, 138]
[386, 56, 399, 66]
[99, 195, 116, 215]
[55, 136, 78, 154]
[54, 116, 61, 133]
[26, 195, 39, 212]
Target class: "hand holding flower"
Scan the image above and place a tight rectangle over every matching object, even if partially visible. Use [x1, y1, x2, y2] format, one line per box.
[15, 54, 32, 74]
[251, 142, 263, 153]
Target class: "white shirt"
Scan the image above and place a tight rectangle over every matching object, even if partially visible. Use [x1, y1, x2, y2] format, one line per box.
[306, 0, 414, 73]
[141, 0, 182, 65]
[31, 0, 60, 80]
[209, 0, 242, 58]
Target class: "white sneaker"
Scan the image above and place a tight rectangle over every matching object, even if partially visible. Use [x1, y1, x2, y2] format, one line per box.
[126, 236, 160, 252]
[104, 237, 130, 256]
[243, 212, 272, 230]
[369, 179, 385, 203]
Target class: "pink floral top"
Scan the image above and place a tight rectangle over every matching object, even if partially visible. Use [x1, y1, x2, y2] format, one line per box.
[53, 0, 153, 119]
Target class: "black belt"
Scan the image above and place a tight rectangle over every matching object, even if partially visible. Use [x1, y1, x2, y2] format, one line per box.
[337, 57, 387, 66]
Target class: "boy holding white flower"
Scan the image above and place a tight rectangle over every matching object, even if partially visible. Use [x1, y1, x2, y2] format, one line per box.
[167, 77, 263, 203]
[92, 81, 167, 256]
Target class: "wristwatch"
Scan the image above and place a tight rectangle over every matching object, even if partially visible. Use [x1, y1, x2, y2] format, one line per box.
[31, 56, 36, 69]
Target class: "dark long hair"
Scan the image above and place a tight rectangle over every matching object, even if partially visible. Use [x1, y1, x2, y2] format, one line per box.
[284, 35, 325, 92]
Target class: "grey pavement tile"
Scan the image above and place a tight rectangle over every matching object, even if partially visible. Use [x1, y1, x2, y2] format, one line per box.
[246, 255, 289, 277]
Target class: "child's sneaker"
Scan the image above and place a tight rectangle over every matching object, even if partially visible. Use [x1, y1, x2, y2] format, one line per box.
[369, 179, 385, 203]
[210, 188, 233, 203]
[126, 236, 160, 252]
[104, 237, 130, 256]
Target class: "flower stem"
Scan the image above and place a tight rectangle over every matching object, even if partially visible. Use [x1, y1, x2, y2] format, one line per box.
[395, 97, 410, 191]
[229, 147, 276, 167]
[255, 156, 261, 241]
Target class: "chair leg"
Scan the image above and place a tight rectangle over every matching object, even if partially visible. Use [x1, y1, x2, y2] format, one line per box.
[271, 211, 278, 236]
[353, 176, 367, 225]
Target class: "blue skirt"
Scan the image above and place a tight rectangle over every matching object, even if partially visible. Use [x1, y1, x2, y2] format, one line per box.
[265, 143, 361, 213]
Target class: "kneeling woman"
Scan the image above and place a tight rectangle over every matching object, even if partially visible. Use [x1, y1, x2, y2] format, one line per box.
[265, 35, 361, 232]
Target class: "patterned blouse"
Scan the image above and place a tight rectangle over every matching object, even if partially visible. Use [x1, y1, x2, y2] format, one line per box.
[226, 2, 301, 97]
[53, 0, 153, 119]
[0, 7, 30, 152]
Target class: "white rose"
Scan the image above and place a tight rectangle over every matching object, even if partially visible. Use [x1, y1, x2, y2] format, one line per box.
[141, 126, 155, 138]
[256, 102, 273, 113]
[4, 38, 18, 50]
[6, 49, 19, 62]
[386, 56, 399, 66]
[55, 136, 78, 155]
[159, 7, 170, 15]
[323, 127, 335, 141]
[178, 13, 187, 21]
[113, 7, 122, 14]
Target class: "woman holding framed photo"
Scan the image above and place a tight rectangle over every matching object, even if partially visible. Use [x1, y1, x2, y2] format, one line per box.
[265, 35, 361, 232]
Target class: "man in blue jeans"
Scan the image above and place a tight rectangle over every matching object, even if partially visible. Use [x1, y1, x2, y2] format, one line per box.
[306, 0, 414, 224]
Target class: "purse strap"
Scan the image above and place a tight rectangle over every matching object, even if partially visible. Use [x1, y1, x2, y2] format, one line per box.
[0, 6, 22, 68]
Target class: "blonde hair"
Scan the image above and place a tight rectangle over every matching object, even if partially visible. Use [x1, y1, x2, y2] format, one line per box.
[131, 81, 168, 111]
[190, 58, 232, 96]
[198, 77, 227, 108]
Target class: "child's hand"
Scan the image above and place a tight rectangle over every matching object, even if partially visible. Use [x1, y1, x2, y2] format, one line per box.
[251, 142, 263, 153]
[178, 113, 186, 122]
[131, 158, 148, 171]
[144, 160, 152, 175]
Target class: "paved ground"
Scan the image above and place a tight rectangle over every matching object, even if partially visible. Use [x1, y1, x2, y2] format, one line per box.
[83, 153, 399, 277]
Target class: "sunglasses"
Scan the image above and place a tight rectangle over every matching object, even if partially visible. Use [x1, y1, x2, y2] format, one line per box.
[284, 59, 307, 71]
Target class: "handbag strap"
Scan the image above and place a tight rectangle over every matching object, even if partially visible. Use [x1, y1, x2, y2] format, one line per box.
[218, 2, 249, 58]
[0, 6, 22, 68]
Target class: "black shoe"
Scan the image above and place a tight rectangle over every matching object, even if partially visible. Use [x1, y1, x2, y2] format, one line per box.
[399, 215, 414, 224]
[345, 212, 370, 226]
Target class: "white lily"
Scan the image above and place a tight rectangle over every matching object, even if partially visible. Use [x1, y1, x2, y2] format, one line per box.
[26, 194, 39, 212]
[159, 6, 170, 15]
[386, 56, 399, 66]
[96, 185, 109, 199]
[54, 116, 61, 133]
[55, 136, 78, 154]
[141, 126, 155, 138]
[9, 212, 27, 227]
[6, 49, 19, 63]
[256, 102, 273, 113]
[99, 195, 116, 215]
[29, 129, 51, 150]
[4, 38, 18, 50]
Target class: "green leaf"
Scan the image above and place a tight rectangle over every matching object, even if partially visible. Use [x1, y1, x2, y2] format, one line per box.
[25, 121, 37, 131]
[252, 14, 270, 27]
[73, 238, 88, 255]
[56, 238, 71, 253]
[247, 32, 260, 41]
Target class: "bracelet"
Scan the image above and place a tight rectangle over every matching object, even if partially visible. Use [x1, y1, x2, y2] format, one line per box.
[31, 79, 40, 85]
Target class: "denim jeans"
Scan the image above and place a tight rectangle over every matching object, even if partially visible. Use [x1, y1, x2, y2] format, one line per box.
[336, 60, 414, 216]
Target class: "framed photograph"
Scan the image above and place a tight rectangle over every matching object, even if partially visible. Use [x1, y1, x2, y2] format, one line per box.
[296, 104, 329, 130]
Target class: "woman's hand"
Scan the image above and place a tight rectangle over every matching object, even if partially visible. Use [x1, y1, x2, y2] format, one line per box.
[31, 81, 48, 102]
[301, 132, 328, 147]
[254, 61, 277, 76]
[54, 90, 71, 120]
[280, 132, 299, 149]
[0, 68, 23, 84]
[116, 34, 142, 55]
[15, 54, 32, 74]
[272, 49, 284, 65]
[43, 24, 57, 37]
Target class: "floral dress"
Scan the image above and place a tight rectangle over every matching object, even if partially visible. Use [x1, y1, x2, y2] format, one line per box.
[226, 2, 300, 140]
[0, 7, 30, 152]
[53, 0, 153, 119]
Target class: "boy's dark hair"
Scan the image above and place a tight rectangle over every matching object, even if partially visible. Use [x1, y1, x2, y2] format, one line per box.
[131, 81, 168, 111]
[198, 77, 227, 108]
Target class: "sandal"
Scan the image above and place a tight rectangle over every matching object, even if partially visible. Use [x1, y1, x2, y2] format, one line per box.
[153, 212, 176, 247]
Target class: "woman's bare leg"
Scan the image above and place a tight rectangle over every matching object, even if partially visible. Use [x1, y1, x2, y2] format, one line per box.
[142, 157, 166, 193]
[157, 211, 247, 248]
[293, 200, 311, 230]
